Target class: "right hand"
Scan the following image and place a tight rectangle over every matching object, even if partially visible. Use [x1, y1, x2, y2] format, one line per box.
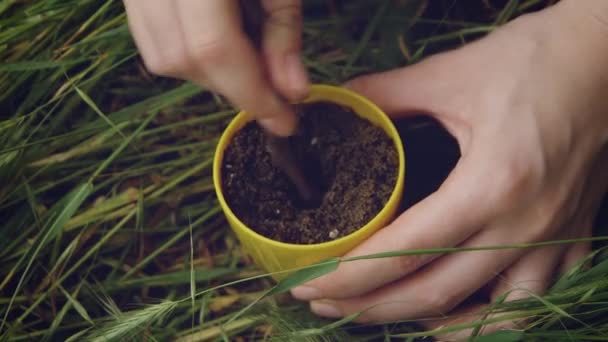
[123, 0, 308, 136]
[292, 1, 608, 337]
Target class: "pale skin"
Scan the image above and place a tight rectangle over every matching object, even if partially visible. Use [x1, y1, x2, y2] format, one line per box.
[124, 0, 608, 339]
[122, 0, 307, 136]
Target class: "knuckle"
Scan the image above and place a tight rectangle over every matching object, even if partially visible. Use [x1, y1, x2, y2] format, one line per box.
[491, 159, 536, 211]
[143, 52, 189, 77]
[422, 291, 454, 314]
[393, 255, 423, 275]
[187, 38, 229, 66]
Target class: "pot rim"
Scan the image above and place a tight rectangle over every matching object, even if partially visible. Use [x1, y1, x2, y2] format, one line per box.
[212, 84, 405, 250]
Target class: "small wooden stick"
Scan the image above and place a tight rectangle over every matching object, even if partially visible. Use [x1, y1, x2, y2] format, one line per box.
[264, 131, 321, 208]
[240, 1, 321, 207]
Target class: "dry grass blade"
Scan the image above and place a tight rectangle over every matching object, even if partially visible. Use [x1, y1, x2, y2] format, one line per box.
[86, 301, 178, 342]
[1, 1, 607, 341]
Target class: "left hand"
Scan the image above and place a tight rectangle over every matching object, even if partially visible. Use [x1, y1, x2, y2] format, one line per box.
[291, 1, 608, 338]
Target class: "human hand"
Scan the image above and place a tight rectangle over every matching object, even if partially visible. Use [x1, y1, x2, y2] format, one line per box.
[123, 0, 308, 136]
[292, 1, 608, 338]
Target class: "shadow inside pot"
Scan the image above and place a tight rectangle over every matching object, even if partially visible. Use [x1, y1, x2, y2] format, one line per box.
[394, 116, 460, 213]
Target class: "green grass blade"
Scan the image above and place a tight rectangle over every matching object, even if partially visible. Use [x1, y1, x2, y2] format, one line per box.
[343, 237, 608, 263]
[74, 85, 127, 140]
[189, 213, 196, 326]
[470, 330, 524, 342]
[89, 109, 159, 181]
[87, 301, 178, 342]
[0, 58, 89, 72]
[42, 291, 77, 342]
[58, 285, 94, 324]
[16, 210, 136, 325]
[109, 268, 236, 289]
[343, 0, 390, 75]
[266, 258, 340, 296]
[495, 0, 520, 25]
[120, 206, 220, 279]
[1, 182, 92, 331]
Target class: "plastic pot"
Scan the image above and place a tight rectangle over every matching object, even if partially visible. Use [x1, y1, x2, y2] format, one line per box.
[213, 84, 405, 279]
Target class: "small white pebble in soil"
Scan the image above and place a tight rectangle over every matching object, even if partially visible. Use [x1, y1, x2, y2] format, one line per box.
[329, 229, 339, 239]
[225, 164, 232, 169]
[275, 209, 280, 215]
[227, 173, 236, 186]
[310, 137, 318, 146]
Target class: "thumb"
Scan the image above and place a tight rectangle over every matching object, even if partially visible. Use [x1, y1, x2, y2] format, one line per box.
[291, 158, 490, 300]
[345, 55, 452, 119]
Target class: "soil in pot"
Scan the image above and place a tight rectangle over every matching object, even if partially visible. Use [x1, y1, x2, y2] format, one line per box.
[221, 101, 398, 244]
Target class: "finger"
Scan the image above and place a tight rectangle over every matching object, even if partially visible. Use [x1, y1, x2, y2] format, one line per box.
[308, 225, 527, 322]
[491, 245, 564, 302]
[471, 245, 564, 338]
[291, 158, 494, 301]
[558, 152, 608, 275]
[123, 0, 185, 74]
[560, 236, 591, 275]
[423, 245, 565, 340]
[420, 303, 490, 342]
[558, 156, 605, 274]
[175, 0, 297, 136]
[261, 0, 309, 101]
[421, 303, 520, 342]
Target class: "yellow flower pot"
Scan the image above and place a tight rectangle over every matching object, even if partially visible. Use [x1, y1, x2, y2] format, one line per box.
[213, 84, 405, 279]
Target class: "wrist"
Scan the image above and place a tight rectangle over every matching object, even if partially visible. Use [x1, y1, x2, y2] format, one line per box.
[549, 0, 608, 78]
[559, 0, 608, 22]
[501, 2, 608, 146]
[549, 1, 608, 142]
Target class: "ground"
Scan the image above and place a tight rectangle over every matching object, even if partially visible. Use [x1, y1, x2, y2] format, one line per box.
[1, 1, 607, 341]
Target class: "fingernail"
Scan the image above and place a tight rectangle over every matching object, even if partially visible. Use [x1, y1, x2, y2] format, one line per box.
[285, 53, 309, 98]
[311, 300, 342, 318]
[291, 286, 322, 300]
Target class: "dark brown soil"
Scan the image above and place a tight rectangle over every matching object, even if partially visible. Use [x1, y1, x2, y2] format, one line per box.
[221, 102, 398, 244]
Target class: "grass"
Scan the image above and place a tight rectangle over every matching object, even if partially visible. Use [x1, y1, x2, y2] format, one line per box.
[1, 0, 607, 341]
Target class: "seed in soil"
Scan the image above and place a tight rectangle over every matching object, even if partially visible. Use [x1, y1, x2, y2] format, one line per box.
[222, 101, 398, 244]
